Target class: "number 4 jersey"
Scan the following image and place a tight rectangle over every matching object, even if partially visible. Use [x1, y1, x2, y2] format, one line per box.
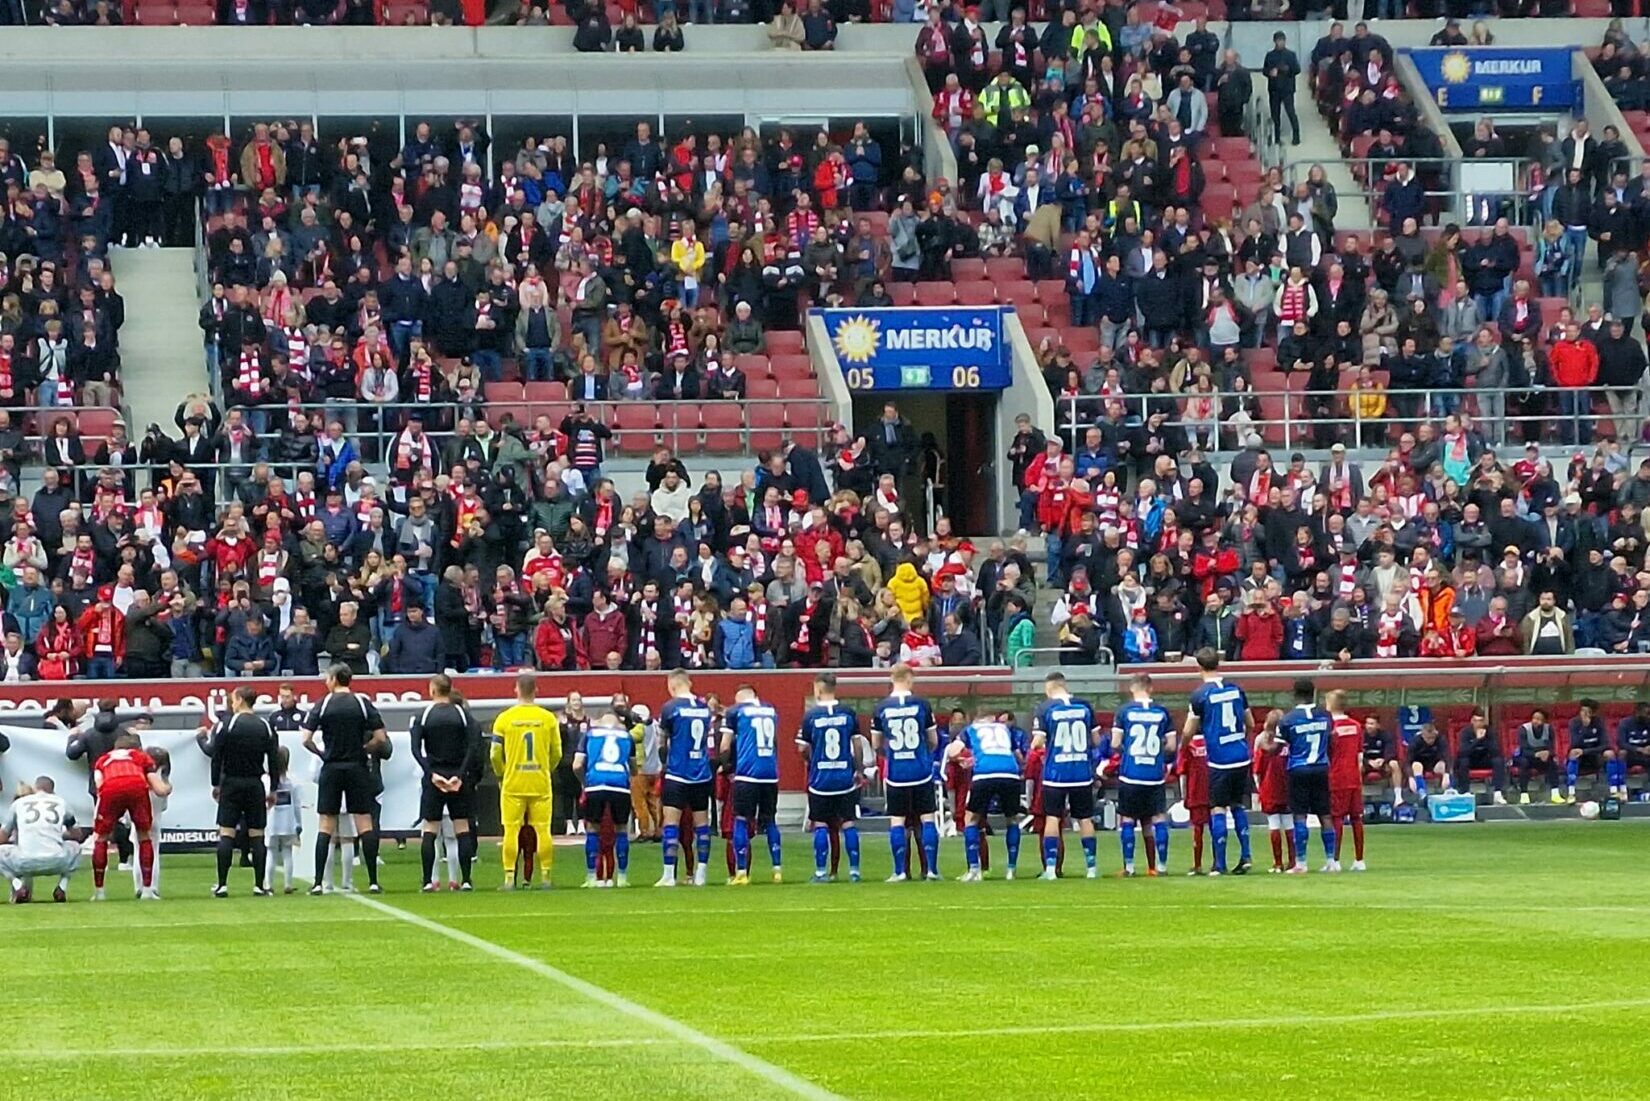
[875, 693, 935, 787]
[727, 700, 782, 783]
[1188, 679, 1251, 771]
[1035, 696, 1097, 787]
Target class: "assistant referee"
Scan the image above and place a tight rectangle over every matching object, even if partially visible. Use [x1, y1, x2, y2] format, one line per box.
[302, 664, 389, 895]
[210, 686, 280, 898]
[410, 674, 482, 891]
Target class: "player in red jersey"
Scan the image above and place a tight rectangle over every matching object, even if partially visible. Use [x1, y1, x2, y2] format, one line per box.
[1174, 731, 1212, 875]
[91, 733, 172, 901]
[1326, 691, 1367, 871]
[1253, 710, 1293, 873]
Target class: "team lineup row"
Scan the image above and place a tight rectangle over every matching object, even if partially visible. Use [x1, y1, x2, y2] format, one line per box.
[2, 650, 1393, 901]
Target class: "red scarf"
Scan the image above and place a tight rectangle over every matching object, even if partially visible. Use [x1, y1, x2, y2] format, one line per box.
[294, 491, 316, 522]
[637, 598, 659, 655]
[0, 349, 11, 391]
[795, 596, 816, 654]
[675, 596, 694, 663]
[72, 546, 95, 578]
[90, 606, 116, 652]
[751, 597, 767, 644]
[237, 348, 268, 397]
[255, 143, 276, 190]
[257, 549, 282, 588]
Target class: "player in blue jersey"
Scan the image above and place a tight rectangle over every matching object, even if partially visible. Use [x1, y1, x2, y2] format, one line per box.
[1031, 671, 1102, 880]
[719, 686, 784, 885]
[1182, 648, 1254, 875]
[872, 664, 941, 882]
[572, 712, 637, 888]
[796, 673, 871, 883]
[655, 670, 716, 888]
[944, 710, 1025, 882]
[1110, 674, 1176, 877]
[1261, 679, 1337, 875]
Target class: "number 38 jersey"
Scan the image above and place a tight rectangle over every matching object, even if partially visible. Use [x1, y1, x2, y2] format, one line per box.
[726, 700, 782, 783]
[962, 720, 1022, 781]
[875, 693, 935, 788]
[660, 696, 716, 785]
[579, 724, 636, 793]
[1113, 701, 1174, 785]
[799, 703, 860, 795]
[1035, 697, 1097, 788]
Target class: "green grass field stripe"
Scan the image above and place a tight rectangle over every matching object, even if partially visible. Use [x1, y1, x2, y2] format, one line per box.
[343, 891, 850, 1101]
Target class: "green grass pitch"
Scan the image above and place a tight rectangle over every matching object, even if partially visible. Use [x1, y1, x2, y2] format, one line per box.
[7, 821, 1650, 1101]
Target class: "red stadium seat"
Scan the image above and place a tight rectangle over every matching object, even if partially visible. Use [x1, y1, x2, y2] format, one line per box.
[700, 404, 744, 452]
[997, 279, 1037, 305]
[733, 354, 771, 379]
[950, 258, 987, 281]
[914, 282, 956, 306]
[746, 377, 781, 401]
[612, 403, 661, 452]
[484, 382, 523, 403]
[1061, 327, 1099, 356]
[770, 354, 813, 381]
[888, 282, 918, 306]
[765, 330, 806, 356]
[954, 281, 998, 306]
[1034, 279, 1066, 302]
[984, 257, 1026, 283]
[776, 374, 821, 399]
[522, 381, 566, 403]
[748, 403, 786, 451]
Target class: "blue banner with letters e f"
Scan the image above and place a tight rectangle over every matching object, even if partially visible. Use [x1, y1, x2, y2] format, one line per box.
[818, 306, 1013, 392]
[1407, 47, 1579, 110]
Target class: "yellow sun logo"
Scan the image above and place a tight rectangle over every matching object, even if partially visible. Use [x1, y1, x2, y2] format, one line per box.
[832, 315, 881, 364]
[1441, 52, 1471, 84]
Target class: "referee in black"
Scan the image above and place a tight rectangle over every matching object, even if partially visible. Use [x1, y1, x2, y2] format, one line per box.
[211, 685, 281, 898]
[303, 663, 389, 895]
[409, 674, 482, 891]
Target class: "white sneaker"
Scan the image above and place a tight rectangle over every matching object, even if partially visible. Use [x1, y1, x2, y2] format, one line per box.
[1320, 860, 1341, 873]
[692, 866, 707, 887]
[654, 872, 677, 888]
[615, 874, 628, 888]
[1039, 868, 1058, 881]
[93, 887, 107, 902]
[941, 821, 957, 838]
[598, 879, 614, 889]
[1350, 860, 1367, 872]
[1084, 866, 1097, 879]
[581, 875, 598, 889]
[923, 871, 942, 882]
[1286, 864, 1308, 875]
[139, 887, 160, 900]
[960, 868, 982, 882]
[1492, 791, 1508, 806]
[1004, 868, 1015, 881]
[885, 872, 908, 884]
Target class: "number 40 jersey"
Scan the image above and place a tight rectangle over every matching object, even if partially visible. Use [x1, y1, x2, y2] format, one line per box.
[1035, 697, 1098, 787]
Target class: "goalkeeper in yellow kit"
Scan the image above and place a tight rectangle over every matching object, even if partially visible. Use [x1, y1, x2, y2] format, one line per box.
[490, 672, 561, 890]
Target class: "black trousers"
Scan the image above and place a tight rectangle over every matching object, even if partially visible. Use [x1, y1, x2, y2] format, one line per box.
[1515, 753, 1561, 792]
[1269, 91, 1300, 143]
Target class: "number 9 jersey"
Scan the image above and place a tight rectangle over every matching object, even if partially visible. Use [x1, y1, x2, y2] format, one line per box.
[660, 696, 716, 785]
[1034, 697, 1097, 787]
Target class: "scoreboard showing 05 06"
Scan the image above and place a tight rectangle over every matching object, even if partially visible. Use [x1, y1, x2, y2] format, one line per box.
[844, 364, 986, 390]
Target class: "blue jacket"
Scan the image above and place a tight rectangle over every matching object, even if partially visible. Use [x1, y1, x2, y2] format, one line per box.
[11, 582, 53, 644]
[225, 631, 278, 676]
[319, 438, 358, 491]
[845, 139, 881, 184]
[1093, 272, 1134, 323]
[318, 505, 359, 547]
[717, 616, 756, 670]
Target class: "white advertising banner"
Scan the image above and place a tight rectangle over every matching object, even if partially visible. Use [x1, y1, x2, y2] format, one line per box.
[0, 727, 429, 846]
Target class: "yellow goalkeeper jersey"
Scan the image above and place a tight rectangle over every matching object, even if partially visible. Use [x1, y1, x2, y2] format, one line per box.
[490, 704, 562, 797]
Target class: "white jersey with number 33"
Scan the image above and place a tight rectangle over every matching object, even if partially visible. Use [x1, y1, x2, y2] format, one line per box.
[5, 793, 72, 859]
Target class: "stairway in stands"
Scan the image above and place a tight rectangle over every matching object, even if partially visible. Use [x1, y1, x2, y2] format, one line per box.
[111, 247, 207, 440]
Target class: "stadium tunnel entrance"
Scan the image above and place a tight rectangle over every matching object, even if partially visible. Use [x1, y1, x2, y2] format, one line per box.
[852, 392, 996, 536]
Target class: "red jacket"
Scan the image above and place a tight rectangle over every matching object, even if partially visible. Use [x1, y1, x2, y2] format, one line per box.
[1234, 608, 1284, 661]
[1190, 546, 1239, 601]
[204, 534, 257, 578]
[582, 607, 629, 669]
[796, 526, 845, 583]
[1549, 339, 1599, 388]
[533, 616, 588, 671]
[76, 603, 125, 662]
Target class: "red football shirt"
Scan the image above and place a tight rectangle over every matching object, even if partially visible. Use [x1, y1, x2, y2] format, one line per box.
[1328, 715, 1364, 792]
[1252, 740, 1288, 806]
[93, 747, 155, 790]
[1176, 734, 1210, 809]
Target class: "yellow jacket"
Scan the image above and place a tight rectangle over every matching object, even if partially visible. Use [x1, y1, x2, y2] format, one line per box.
[888, 562, 930, 624]
[671, 237, 706, 280]
[1351, 384, 1387, 421]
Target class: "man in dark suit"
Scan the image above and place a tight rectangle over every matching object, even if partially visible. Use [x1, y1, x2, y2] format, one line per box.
[784, 440, 830, 504]
[568, 359, 609, 402]
[91, 125, 130, 247]
[653, 351, 700, 400]
[867, 401, 916, 478]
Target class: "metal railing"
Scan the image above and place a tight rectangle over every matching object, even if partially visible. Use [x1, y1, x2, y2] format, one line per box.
[1011, 644, 1116, 669]
[1284, 156, 1546, 228]
[1058, 382, 1647, 456]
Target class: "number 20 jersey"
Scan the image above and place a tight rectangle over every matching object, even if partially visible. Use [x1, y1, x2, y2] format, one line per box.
[1035, 697, 1097, 787]
[875, 693, 935, 788]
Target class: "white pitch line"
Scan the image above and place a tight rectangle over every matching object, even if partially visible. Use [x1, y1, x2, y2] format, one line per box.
[20, 996, 1650, 1063]
[343, 892, 849, 1101]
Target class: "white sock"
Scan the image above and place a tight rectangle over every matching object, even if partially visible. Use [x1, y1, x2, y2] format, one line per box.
[340, 840, 355, 889]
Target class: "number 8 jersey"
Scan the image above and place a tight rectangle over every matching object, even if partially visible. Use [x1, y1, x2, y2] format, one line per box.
[1035, 696, 1097, 787]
